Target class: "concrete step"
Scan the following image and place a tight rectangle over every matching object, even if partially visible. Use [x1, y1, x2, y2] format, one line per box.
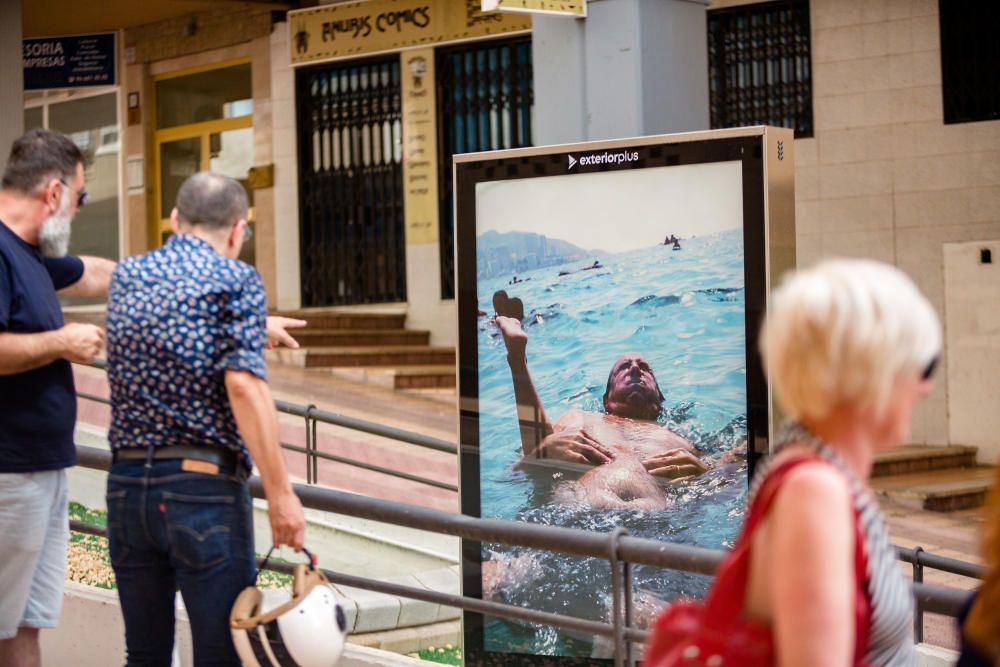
[274, 309, 406, 331]
[392, 365, 456, 390]
[872, 445, 979, 478]
[328, 365, 456, 390]
[303, 345, 455, 368]
[872, 466, 995, 512]
[295, 328, 431, 347]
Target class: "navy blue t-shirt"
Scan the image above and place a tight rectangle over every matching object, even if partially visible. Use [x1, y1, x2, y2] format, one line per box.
[0, 221, 85, 471]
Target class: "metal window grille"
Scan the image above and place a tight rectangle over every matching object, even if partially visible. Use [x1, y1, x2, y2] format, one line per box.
[296, 57, 407, 306]
[940, 0, 1000, 124]
[437, 37, 534, 300]
[708, 0, 814, 138]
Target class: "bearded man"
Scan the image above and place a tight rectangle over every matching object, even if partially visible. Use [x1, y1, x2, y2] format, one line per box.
[0, 129, 115, 666]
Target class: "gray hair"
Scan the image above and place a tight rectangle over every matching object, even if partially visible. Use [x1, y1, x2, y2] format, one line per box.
[175, 172, 248, 230]
[2, 129, 84, 194]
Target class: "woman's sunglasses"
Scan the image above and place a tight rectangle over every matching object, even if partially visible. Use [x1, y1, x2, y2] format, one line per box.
[921, 355, 939, 381]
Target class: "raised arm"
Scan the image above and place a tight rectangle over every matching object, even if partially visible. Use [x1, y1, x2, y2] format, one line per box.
[495, 315, 554, 457]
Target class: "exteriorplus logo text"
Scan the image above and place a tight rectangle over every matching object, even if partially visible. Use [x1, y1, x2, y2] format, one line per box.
[566, 150, 640, 170]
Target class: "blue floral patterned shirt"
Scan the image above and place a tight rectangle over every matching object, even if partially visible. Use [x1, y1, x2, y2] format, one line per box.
[106, 234, 268, 472]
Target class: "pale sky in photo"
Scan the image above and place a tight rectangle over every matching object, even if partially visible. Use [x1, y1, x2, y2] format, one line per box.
[475, 160, 744, 254]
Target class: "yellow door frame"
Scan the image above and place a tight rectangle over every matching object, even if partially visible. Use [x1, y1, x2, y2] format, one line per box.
[153, 117, 253, 239]
[150, 57, 253, 245]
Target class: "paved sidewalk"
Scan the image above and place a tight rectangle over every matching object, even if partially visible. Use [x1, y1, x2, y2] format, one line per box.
[880, 497, 984, 650]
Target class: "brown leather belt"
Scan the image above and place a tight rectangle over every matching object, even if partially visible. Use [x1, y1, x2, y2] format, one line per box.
[113, 445, 241, 476]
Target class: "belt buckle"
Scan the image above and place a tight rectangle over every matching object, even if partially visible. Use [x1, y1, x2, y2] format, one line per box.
[181, 459, 220, 475]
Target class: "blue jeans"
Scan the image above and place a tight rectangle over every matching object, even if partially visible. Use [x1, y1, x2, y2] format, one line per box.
[106, 458, 256, 667]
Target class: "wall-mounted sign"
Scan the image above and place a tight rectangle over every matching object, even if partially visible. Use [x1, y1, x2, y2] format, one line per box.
[482, 0, 586, 17]
[23, 33, 116, 90]
[126, 155, 144, 195]
[289, 0, 531, 65]
[401, 48, 439, 245]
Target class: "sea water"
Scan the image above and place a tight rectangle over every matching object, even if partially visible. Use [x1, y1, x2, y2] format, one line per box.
[474, 229, 750, 658]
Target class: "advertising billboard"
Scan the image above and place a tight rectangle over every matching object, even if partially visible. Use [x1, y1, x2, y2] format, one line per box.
[456, 127, 795, 664]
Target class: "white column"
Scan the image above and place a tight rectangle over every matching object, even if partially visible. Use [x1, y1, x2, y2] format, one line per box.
[533, 0, 710, 145]
[269, 21, 303, 310]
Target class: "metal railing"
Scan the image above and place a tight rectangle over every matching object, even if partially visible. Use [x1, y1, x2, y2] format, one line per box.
[75, 360, 457, 492]
[898, 545, 983, 643]
[73, 444, 975, 666]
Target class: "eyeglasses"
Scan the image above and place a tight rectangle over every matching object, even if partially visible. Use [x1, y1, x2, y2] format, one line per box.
[243, 223, 253, 242]
[59, 179, 89, 208]
[921, 355, 939, 381]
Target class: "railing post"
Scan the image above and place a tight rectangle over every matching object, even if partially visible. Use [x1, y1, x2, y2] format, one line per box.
[624, 559, 636, 666]
[304, 404, 317, 485]
[912, 546, 924, 643]
[608, 527, 629, 667]
[310, 407, 319, 483]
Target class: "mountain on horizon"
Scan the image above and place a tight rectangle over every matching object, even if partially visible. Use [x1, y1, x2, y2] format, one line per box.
[476, 230, 601, 280]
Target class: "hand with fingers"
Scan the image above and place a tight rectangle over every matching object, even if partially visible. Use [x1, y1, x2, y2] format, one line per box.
[265, 316, 307, 350]
[534, 428, 617, 466]
[59, 322, 105, 363]
[268, 489, 306, 551]
[642, 448, 709, 481]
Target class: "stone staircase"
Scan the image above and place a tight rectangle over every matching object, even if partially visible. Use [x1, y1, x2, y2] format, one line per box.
[871, 445, 995, 512]
[267, 310, 456, 391]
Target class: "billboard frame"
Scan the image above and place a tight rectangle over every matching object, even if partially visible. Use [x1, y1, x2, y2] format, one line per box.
[454, 126, 795, 665]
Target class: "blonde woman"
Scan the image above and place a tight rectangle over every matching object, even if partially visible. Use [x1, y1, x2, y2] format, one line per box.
[743, 258, 941, 666]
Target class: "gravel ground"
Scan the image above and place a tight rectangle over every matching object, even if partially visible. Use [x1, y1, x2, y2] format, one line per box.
[67, 502, 291, 590]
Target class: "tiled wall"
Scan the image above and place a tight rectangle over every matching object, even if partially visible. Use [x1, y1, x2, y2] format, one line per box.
[795, 0, 1000, 444]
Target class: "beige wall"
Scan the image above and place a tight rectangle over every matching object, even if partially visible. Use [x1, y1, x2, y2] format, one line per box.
[944, 241, 1000, 462]
[270, 22, 303, 311]
[251, 34, 277, 302]
[787, 0, 1000, 445]
[123, 61, 149, 257]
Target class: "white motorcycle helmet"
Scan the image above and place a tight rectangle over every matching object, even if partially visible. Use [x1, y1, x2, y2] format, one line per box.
[231, 548, 348, 667]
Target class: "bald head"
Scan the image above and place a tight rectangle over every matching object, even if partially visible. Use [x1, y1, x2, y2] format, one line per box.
[175, 172, 248, 231]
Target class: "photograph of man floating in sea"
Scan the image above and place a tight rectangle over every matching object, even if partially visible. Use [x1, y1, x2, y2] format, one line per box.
[471, 160, 750, 659]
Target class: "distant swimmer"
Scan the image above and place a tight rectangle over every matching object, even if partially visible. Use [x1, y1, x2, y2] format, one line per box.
[492, 293, 714, 511]
[559, 260, 604, 276]
[672, 239, 681, 251]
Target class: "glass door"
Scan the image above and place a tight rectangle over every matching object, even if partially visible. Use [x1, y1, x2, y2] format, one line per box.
[153, 60, 254, 263]
[157, 137, 201, 245]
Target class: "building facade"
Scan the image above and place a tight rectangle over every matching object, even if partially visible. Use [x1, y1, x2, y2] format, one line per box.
[11, 0, 1000, 454]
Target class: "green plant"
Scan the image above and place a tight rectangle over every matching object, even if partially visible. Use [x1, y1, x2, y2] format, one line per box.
[409, 644, 463, 665]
